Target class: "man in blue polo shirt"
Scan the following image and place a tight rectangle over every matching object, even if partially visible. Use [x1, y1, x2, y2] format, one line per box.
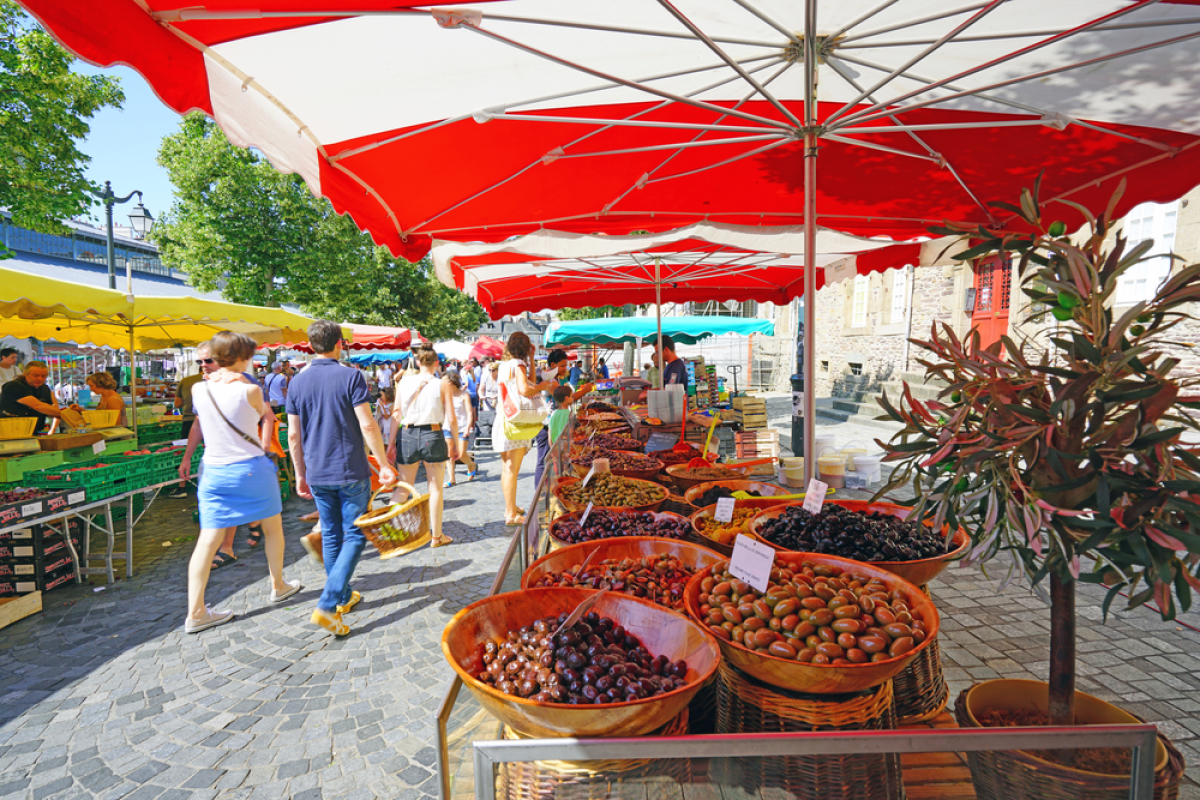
[287, 320, 397, 637]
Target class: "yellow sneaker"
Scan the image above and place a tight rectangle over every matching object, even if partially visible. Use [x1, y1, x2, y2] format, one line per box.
[336, 591, 362, 615]
[311, 608, 350, 636]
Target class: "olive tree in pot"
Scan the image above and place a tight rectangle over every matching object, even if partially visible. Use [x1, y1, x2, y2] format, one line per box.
[876, 183, 1198, 795]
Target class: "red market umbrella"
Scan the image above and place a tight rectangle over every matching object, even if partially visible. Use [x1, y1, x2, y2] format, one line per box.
[263, 322, 425, 353]
[468, 336, 505, 361]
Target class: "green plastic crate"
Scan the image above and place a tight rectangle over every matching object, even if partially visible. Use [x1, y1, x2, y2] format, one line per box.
[62, 437, 139, 464]
[0, 450, 63, 482]
[279, 476, 291, 502]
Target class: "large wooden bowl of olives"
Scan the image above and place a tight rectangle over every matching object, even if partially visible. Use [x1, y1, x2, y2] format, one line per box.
[684, 553, 939, 694]
[443, 587, 722, 737]
[553, 473, 668, 513]
[748, 500, 969, 586]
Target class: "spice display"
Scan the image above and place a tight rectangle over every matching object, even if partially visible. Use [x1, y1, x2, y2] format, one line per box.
[471, 611, 690, 704]
[757, 504, 948, 562]
[697, 561, 928, 665]
[570, 449, 661, 472]
[671, 466, 742, 481]
[559, 473, 666, 508]
[577, 434, 642, 452]
[530, 554, 697, 610]
[693, 486, 764, 506]
[552, 510, 689, 543]
[650, 445, 702, 466]
[584, 402, 618, 413]
[694, 507, 759, 545]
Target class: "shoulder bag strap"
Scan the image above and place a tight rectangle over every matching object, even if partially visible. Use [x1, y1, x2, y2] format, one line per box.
[201, 384, 265, 452]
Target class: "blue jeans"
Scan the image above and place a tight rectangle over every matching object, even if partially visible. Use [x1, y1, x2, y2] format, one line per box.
[310, 478, 371, 613]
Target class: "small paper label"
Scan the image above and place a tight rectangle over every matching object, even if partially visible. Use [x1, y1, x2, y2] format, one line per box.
[582, 465, 596, 487]
[171, 439, 188, 447]
[68, 492, 85, 505]
[802, 479, 828, 514]
[580, 501, 594, 526]
[20, 502, 42, 517]
[714, 497, 736, 523]
[729, 534, 775, 593]
[92, 440, 107, 455]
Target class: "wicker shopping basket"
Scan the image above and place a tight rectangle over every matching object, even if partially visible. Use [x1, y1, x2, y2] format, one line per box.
[353, 482, 432, 558]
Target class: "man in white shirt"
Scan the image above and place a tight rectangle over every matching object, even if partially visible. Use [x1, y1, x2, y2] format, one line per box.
[378, 363, 395, 390]
[0, 349, 21, 387]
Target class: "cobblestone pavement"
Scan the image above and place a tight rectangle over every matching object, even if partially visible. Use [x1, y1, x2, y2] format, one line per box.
[2, 435, 1199, 799]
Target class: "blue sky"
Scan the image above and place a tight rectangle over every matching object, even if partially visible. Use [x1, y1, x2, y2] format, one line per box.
[75, 63, 182, 226]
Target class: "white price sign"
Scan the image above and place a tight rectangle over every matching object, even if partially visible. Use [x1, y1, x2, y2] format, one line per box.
[67, 492, 85, 506]
[20, 502, 42, 517]
[802, 479, 828, 514]
[581, 465, 596, 487]
[714, 497, 736, 523]
[92, 440, 107, 455]
[729, 534, 775, 593]
[579, 501, 594, 526]
[171, 439, 188, 447]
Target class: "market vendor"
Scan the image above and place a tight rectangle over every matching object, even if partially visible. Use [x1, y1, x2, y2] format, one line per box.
[652, 335, 689, 387]
[0, 360, 72, 433]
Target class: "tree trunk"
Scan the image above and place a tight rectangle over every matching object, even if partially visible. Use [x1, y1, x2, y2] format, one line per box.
[1049, 571, 1076, 727]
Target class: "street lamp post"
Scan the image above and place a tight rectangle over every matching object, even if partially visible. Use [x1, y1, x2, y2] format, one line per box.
[87, 181, 155, 292]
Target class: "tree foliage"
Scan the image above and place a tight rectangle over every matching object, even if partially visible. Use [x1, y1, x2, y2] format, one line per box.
[0, 0, 123, 242]
[151, 113, 487, 339]
[558, 304, 639, 321]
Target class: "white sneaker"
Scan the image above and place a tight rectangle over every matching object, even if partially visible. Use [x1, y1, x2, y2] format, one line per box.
[184, 605, 234, 633]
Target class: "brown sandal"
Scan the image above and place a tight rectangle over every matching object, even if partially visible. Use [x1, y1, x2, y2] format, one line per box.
[431, 534, 454, 548]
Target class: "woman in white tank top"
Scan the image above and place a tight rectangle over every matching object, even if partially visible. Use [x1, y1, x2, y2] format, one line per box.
[442, 369, 477, 487]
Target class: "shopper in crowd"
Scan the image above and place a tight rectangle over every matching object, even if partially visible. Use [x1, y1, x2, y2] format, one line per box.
[480, 362, 499, 411]
[643, 361, 660, 388]
[533, 351, 592, 492]
[287, 321, 396, 636]
[596, 358, 610, 380]
[171, 343, 216, 498]
[0, 361, 74, 434]
[263, 361, 288, 413]
[378, 361, 395, 391]
[183, 331, 299, 634]
[568, 360, 584, 385]
[390, 345, 455, 545]
[442, 368, 477, 487]
[464, 359, 480, 420]
[83, 371, 126, 427]
[493, 332, 558, 526]
[0, 348, 21, 387]
[375, 386, 395, 447]
[653, 335, 689, 386]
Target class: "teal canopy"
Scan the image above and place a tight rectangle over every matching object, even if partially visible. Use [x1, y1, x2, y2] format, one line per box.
[545, 315, 774, 347]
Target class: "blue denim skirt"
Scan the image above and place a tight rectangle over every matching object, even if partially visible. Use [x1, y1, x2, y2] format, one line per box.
[198, 454, 282, 529]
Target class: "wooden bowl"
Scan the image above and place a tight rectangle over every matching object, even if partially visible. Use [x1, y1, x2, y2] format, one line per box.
[442, 587, 722, 738]
[573, 435, 644, 453]
[683, 553, 940, 694]
[553, 475, 668, 514]
[522, 536, 724, 597]
[570, 450, 664, 482]
[548, 509, 691, 549]
[687, 501, 773, 557]
[665, 464, 746, 492]
[683, 480, 795, 506]
[748, 500, 970, 586]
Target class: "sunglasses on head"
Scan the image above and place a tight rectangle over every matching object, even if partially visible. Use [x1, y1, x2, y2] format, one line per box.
[196, 358, 215, 365]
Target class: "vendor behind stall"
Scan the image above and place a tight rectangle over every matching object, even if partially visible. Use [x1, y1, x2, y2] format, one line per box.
[0, 360, 80, 433]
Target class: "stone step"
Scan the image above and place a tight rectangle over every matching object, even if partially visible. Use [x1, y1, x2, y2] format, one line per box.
[881, 381, 945, 402]
[831, 398, 882, 417]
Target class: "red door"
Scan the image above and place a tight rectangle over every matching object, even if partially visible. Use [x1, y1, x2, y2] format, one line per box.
[971, 256, 1012, 350]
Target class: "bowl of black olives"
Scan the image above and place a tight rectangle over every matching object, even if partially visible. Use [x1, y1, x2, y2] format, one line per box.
[549, 509, 690, 549]
[749, 500, 969, 586]
[443, 587, 721, 737]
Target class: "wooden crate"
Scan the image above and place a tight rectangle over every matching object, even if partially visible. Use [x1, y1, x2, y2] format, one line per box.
[735, 429, 779, 443]
[0, 591, 42, 630]
[732, 396, 766, 411]
[738, 413, 769, 429]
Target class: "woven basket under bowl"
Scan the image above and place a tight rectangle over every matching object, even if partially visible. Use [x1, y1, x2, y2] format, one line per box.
[0, 417, 37, 440]
[893, 631, 949, 724]
[713, 662, 903, 800]
[352, 482, 432, 559]
[955, 680, 1183, 800]
[496, 711, 691, 800]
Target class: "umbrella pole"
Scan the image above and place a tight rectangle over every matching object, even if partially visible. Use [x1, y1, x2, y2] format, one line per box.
[129, 327, 139, 438]
[654, 258, 663, 390]
[802, 129, 817, 485]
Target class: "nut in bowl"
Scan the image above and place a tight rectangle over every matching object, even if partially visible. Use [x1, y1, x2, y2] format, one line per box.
[665, 463, 746, 491]
[442, 587, 722, 738]
[683, 553, 939, 694]
[688, 502, 764, 557]
[748, 500, 969, 586]
[554, 473, 668, 513]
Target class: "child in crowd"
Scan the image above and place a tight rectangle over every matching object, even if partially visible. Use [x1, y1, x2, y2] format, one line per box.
[547, 385, 575, 448]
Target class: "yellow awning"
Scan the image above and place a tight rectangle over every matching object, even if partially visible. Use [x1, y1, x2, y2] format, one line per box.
[0, 267, 324, 350]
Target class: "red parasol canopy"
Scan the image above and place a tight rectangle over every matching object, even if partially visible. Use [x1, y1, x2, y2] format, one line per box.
[263, 323, 425, 353]
[468, 336, 505, 361]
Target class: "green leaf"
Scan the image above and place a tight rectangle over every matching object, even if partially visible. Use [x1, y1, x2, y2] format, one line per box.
[1130, 427, 1184, 448]
[1101, 583, 1124, 622]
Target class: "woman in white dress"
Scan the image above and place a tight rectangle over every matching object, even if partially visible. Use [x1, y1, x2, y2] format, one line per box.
[492, 332, 557, 526]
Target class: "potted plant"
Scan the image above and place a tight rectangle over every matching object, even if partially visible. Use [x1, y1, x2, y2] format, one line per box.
[876, 181, 1195, 798]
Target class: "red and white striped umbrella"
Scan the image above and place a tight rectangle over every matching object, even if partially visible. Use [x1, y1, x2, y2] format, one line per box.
[432, 223, 921, 318]
[262, 322, 425, 353]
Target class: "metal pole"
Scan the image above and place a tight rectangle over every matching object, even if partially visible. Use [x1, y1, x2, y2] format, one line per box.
[654, 259, 664, 390]
[802, 0, 818, 485]
[105, 188, 116, 291]
[129, 327, 139, 438]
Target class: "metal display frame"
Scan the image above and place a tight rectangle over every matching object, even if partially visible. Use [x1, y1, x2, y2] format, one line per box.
[434, 415, 1163, 800]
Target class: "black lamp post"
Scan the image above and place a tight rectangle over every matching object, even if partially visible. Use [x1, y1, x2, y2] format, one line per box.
[87, 182, 155, 291]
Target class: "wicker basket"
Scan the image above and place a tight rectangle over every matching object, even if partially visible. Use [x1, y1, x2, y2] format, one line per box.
[954, 686, 1185, 800]
[496, 711, 691, 800]
[0, 417, 37, 440]
[892, 632, 949, 724]
[352, 482, 431, 558]
[713, 662, 903, 800]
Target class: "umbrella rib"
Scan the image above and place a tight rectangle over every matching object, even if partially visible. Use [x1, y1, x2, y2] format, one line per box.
[823, 0, 1007, 129]
[838, 17, 1200, 48]
[643, 139, 794, 187]
[832, 0, 1174, 129]
[484, 114, 782, 135]
[727, 0, 801, 43]
[825, 0, 906, 43]
[837, 1, 993, 45]
[462, 26, 795, 132]
[839, 26, 1200, 130]
[554, 134, 784, 159]
[824, 133, 941, 162]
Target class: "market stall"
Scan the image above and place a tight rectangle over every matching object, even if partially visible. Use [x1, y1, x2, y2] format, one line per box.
[264, 321, 424, 353]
